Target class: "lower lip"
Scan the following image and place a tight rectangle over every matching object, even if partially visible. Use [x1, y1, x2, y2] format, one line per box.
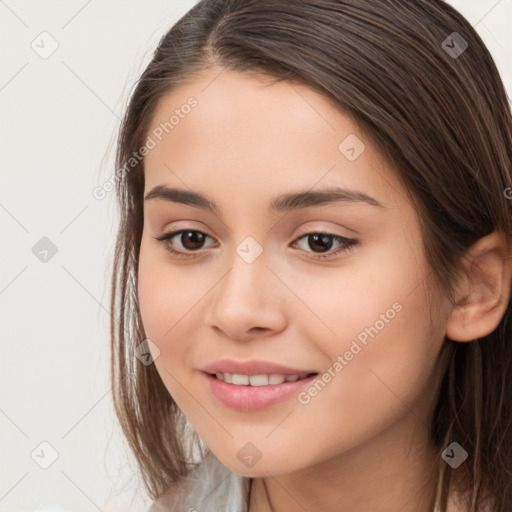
[202, 372, 318, 411]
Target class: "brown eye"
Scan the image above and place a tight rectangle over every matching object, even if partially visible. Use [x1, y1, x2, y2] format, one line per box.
[305, 234, 335, 253]
[154, 229, 215, 258]
[177, 231, 207, 250]
[153, 229, 358, 261]
[294, 232, 358, 260]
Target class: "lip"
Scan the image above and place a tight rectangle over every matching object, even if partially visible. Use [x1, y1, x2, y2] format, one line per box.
[202, 371, 318, 411]
[202, 358, 317, 376]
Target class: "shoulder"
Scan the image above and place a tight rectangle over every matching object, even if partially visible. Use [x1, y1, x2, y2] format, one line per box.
[147, 450, 251, 512]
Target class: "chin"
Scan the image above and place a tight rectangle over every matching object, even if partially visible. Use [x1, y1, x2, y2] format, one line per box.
[219, 454, 301, 478]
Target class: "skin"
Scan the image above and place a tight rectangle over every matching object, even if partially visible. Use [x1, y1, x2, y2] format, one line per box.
[137, 67, 512, 512]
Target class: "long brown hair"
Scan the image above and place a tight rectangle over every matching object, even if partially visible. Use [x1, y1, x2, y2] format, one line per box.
[110, 1, 512, 510]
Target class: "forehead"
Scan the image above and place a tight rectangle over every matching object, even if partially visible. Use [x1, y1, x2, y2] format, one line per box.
[143, 68, 401, 210]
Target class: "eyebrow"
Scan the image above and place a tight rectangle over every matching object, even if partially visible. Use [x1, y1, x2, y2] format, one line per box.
[144, 184, 384, 214]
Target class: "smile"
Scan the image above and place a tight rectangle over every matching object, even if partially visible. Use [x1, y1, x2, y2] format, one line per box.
[203, 371, 318, 411]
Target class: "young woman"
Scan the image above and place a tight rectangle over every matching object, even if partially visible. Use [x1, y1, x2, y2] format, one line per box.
[109, 1, 512, 511]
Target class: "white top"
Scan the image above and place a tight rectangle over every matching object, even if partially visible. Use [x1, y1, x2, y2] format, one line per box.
[147, 449, 441, 512]
[147, 450, 250, 512]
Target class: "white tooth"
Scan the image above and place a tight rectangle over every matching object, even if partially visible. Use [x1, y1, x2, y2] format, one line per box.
[219, 372, 305, 385]
[249, 374, 270, 386]
[268, 374, 286, 385]
[231, 373, 249, 385]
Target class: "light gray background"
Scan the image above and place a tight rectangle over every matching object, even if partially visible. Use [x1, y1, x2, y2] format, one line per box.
[1, 1, 511, 511]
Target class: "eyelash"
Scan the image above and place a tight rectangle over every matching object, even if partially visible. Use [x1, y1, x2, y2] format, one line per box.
[153, 229, 358, 261]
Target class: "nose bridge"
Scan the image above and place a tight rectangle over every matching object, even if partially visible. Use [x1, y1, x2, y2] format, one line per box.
[219, 235, 270, 306]
[206, 234, 285, 338]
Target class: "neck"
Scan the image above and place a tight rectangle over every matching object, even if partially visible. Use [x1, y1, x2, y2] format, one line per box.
[248, 415, 440, 512]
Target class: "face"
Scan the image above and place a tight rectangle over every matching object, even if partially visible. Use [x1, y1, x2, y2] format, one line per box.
[138, 67, 451, 478]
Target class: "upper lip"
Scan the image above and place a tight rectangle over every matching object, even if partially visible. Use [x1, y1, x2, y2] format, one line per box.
[202, 359, 318, 376]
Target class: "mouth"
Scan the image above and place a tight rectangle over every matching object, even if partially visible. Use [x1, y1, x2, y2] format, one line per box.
[208, 371, 317, 386]
[202, 371, 319, 411]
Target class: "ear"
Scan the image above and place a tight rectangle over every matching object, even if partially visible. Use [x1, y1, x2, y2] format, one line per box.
[446, 231, 512, 342]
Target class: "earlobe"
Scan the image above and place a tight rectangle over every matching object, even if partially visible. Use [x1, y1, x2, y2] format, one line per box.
[445, 231, 512, 343]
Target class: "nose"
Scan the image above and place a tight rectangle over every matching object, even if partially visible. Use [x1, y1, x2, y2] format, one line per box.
[204, 247, 288, 342]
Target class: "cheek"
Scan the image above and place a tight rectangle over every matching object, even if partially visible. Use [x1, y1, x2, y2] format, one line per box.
[137, 239, 216, 411]
[137, 248, 197, 415]
[137, 242, 192, 371]
[299, 242, 431, 362]
[332, 296, 439, 395]
[296, 242, 443, 430]
[287, 290, 443, 470]
[138, 239, 193, 340]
